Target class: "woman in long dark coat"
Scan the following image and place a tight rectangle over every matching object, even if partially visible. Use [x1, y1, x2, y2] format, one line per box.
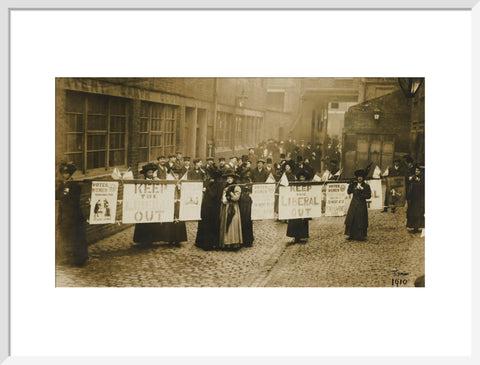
[344, 169, 372, 241]
[286, 170, 312, 243]
[55, 163, 88, 266]
[133, 163, 165, 246]
[155, 168, 188, 246]
[195, 167, 223, 250]
[406, 165, 425, 233]
[239, 169, 254, 247]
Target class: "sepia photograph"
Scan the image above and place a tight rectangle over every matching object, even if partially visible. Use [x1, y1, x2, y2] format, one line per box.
[55, 77, 425, 288]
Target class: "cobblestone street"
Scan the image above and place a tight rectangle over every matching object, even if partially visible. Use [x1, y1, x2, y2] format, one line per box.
[56, 207, 424, 287]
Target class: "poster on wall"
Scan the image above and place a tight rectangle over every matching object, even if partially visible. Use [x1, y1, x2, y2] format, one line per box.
[89, 181, 119, 224]
[179, 181, 203, 221]
[278, 184, 323, 220]
[122, 182, 175, 223]
[251, 183, 276, 220]
[325, 183, 349, 217]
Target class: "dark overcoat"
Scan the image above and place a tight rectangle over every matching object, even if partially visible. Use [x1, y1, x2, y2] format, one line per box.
[195, 180, 223, 250]
[344, 182, 372, 239]
[238, 182, 254, 246]
[406, 174, 425, 229]
[251, 168, 269, 183]
[55, 180, 88, 265]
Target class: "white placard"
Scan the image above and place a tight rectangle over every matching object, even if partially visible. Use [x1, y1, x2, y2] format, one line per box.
[366, 179, 383, 210]
[251, 183, 276, 220]
[278, 184, 323, 219]
[122, 182, 175, 223]
[179, 181, 203, 221]
[325, 183, 349, 216]
[88, 181, 118, 224]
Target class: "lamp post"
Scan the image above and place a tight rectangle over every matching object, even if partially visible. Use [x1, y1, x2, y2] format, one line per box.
[398, 78, 424, 98]
[373, 107, 381, 121]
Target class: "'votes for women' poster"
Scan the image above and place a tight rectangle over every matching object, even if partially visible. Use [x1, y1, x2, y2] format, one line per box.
[325, 183, 349, 217]
[179, 181, 203, 221]
[366, 179, 383, 210]
[278, 184, 323, 220]
[89, 181, 119, 224]
[122, 182, 175, 223]
[251, 183, 276, 220]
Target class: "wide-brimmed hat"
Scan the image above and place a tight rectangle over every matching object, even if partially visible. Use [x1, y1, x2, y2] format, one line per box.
[222, 169, 238, 178]
[354, 169, 367, 178]
[59, 163, 77, 176]
[296, 169, 311, 180]
[140, 163, 158, 175]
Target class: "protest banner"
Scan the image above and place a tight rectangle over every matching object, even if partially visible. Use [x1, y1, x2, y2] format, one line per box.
[325, 183, 349, 216]
[366, 179, 383, 210]
[251, 183, 276, 220]
[179, 181, 203, 221]
[344, 179, 385, 211]
[122, 182, 175, 223]
[386, 176, 406, 207]
[278, 184, 323, 220]
[89, 181, 118, 224]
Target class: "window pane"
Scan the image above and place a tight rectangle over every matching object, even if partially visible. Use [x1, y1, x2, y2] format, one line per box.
[109, 150, 125, 167]
[151, 118, 162, 131]
[66, 92, 84, 113]
[87, 95, 107, 114]
[87, 114, 107, 130]
[87, 134, 106, 150]
[110, 98, 126, 115]
[139, 118, 148, 132]
[110, 116, 126, 132]
[87, 151, 106, 169]
[139, 134, 148, 147]
[66, 134, 83, 152]
[141, 102, 149, 118]
[109, 133, 125, 149]
[66, 113, 84, 132]
[152, 104, 163, 118]
[150, 147, 163, 161]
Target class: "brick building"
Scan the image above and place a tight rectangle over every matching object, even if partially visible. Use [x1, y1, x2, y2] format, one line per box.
[342, 90, 412, 178]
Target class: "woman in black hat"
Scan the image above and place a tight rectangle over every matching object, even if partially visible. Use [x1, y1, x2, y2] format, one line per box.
[239, 168, 254, 247]
[55, 163, 88, 266]
[218, 169, 243, 250]
[286, 170, 312, 243]
[406, 164, 425, 233]
[344, 169, 372, 241]
[156, 168, 188, 246]
[195, 167, 223, 250]
[132, 163, 165, 246]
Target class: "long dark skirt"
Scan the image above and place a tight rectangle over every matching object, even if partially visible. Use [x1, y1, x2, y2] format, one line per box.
[133, 223, 164, 243]
[406, 200, 425, 229]
[195, 183, 222, 250]
[286, 219, 310, 240]
[344, 200, 369, 240]
[239, 192, 254, 247]
[57, 213, 89, 266]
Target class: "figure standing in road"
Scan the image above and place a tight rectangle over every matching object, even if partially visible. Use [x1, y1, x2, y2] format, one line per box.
[218, 170, 243, 250]
[344, 169, 372, 241]
[406, 164, 425, 233]
[55, 163, 89, 266]
[286, 170, 312, 243]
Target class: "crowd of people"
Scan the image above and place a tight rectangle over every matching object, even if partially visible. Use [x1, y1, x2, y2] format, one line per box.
[55, 138, 424, 266]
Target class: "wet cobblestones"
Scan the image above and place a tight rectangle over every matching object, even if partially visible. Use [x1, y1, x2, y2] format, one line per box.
[56, 207, 424, 287]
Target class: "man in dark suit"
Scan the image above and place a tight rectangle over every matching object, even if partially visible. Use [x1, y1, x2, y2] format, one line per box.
[155, 155, 168, 179]
[166, 154, 176, 173]
[251, 159, 269, 183]
[187, 159, 206, 181]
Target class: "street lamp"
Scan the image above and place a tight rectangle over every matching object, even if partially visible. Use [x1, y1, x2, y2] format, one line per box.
[398, 78, 424, 98]
[373, 107, 381, 121]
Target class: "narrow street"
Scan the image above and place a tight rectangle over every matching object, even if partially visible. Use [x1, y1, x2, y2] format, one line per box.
[56, 207, 424, 287]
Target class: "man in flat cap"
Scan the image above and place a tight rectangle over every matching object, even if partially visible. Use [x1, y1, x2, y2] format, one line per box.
[251, 159, 269, 182]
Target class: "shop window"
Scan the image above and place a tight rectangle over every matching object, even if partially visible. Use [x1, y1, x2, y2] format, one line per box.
[64, 92, 128, 173]
[215, 112, 232, 148]
[140, 102, 178, 161]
